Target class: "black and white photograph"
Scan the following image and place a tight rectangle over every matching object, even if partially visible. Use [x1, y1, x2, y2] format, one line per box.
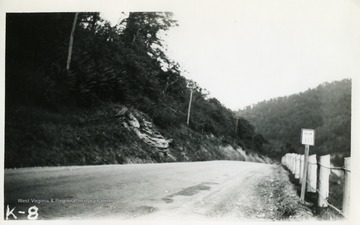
[1, 0, 359, 223]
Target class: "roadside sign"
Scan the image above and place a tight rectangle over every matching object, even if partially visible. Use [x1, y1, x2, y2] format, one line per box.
[301, 129, 315, 146]
[300, 128, 315, 202]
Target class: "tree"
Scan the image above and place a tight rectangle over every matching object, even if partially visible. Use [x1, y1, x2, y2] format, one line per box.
[66, 12, 79, 70]
[239, 79, 351, 157]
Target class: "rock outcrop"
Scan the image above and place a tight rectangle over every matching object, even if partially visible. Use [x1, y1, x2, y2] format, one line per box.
[114, 106, 271, 164]
[118, 107, 174, 159]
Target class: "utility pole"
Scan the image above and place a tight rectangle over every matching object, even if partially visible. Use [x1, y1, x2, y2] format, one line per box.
[234, 116, 239, 135]
[186, 89, 193, 126]
[233, 115, 239, 145]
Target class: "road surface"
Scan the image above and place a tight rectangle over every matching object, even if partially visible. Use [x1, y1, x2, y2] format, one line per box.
[5, 161, 287, 221]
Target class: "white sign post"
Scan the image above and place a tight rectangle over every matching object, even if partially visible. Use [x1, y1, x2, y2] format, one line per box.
[300, 129, 315, 202]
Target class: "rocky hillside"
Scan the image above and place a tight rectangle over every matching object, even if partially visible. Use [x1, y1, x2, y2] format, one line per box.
[5, 13, 270, 168]
[5, 103, 271, 168]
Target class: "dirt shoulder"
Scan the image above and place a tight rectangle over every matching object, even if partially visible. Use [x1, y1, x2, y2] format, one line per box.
[255, 164, 315, 220]
[202, 163, 315, 221]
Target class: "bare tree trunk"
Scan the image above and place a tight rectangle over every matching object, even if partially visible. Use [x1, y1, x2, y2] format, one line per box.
[66, 12, 79, 71]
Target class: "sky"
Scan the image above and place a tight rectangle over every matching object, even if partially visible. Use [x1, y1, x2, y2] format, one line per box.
[162, 0, 360, 110]
[1, 0, 357, 111]
[100, 0, 360, 110]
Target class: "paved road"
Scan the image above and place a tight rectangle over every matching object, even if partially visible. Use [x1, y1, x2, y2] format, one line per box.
[4, 161, 279, 221]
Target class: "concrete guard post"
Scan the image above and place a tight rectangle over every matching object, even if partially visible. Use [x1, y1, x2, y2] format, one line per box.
[343, 157, 351, 218]
[299, 155, 304, 184]
[307, 154, 317, 193]
[318, 155, 330, 207]
[292, 154, 296, 174]
[295, 154, 300, 179]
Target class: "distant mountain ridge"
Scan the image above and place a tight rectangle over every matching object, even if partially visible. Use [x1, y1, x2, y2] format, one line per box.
[239, 79, 351, 159]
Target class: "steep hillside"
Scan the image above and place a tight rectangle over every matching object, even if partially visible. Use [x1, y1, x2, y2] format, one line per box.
[5, 13, 269, 168]
[5, 103, 271, 168]
[239, 79, 351, 161]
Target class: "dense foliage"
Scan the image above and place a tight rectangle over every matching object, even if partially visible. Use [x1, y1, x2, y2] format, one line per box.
[239, 79, 351, 159]
[6, 12, 267, 167]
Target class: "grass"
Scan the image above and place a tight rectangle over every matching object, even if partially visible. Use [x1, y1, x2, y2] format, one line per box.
[328, 172, 345, 208]
[5, 104, 160, 168]
[255, 165, 313, 220]
[313, 172, 345, 220]
[282, 165, 345, 220]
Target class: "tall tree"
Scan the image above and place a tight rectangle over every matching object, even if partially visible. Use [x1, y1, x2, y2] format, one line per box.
[66, 12, 79, 71]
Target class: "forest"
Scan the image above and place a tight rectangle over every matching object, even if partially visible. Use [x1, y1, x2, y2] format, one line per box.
[239, 79, 351, 161]
[5, 13, 267, 167]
